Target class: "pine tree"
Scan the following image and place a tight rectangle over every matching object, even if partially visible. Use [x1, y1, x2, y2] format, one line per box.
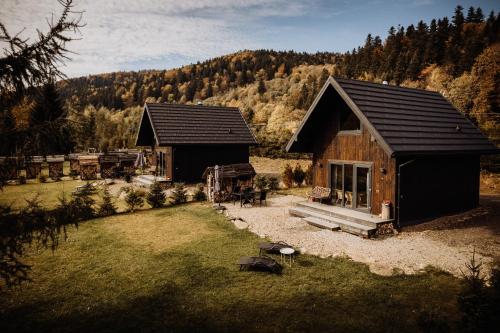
[124, 187, 144, 212]
[205, 83, 213, 98]
[146, 181, 166, 208]
[257, 78, 266, 95]
[98, 186, 117, 216]
[169, 183, 188, 205]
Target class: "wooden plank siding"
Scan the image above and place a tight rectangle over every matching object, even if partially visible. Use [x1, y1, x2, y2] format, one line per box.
[311, 115, 396, 216]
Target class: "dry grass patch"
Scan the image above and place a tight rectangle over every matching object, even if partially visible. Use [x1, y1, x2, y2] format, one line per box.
[101, 208, 218, 253]
[250, 156, 311, 175]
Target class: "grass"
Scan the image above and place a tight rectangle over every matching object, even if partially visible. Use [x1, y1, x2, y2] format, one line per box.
[276, 185, 312, 197]
[0, 178, 146, 213]
[0, 202, 463, 332]
[0, 180, 86, 210]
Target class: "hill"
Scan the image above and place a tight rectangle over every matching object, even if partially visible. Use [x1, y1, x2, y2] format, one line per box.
[5, 5, 498, 157]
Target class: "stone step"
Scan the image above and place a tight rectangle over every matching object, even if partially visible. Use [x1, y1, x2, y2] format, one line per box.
[133, 176, 155, 187]
[303, 216, 340, 231]
[295, 201, 390, 228]
[290, 207, 376, 238]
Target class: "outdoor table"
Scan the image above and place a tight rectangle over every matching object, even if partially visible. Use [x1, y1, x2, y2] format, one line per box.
[280, 247, 295, 267]
[233, 191, 259, 207]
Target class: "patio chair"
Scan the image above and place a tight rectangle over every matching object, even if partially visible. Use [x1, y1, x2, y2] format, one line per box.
[258, 241, 293, 256]
[335, 189, 343, 205]
[231, 186, 241, 205]
[238, 255, 283, 274]
[242, 189, 255, 207]
[345, 191, 353, 207]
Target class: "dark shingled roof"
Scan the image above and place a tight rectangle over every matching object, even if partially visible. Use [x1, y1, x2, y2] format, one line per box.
[141, 103, 257, 146]
[287, 77, 498, 156]
[202, 163, 256, 179]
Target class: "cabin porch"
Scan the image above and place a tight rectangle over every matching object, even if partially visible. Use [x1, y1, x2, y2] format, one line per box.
[289, 200, 394, 238]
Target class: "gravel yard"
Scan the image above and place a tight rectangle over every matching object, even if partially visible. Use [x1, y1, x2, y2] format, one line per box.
[224, 194, 499, 276]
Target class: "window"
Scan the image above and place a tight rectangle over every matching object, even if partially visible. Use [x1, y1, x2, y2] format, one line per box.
[339, 106, 361, 132]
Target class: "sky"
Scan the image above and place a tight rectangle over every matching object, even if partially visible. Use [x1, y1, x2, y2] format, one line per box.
[1, 0, 498, 78]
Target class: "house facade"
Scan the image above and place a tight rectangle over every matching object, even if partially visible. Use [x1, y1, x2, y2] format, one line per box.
[287, 77, 497, 226]
[136, 103, 257, 183]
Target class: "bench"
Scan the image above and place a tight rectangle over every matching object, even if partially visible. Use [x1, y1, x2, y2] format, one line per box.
[307, 186, 331, 204]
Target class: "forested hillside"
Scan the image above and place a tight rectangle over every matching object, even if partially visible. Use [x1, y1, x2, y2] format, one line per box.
[3, 5, 499, 157]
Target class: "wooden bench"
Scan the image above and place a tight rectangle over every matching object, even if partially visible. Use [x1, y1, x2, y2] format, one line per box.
[307, 186, 331, 204]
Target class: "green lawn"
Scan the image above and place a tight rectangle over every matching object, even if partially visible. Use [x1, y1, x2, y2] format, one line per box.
[0, 202, 463, 333]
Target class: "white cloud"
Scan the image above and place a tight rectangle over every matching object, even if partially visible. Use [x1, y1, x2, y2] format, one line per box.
[0, 0, 315, 77]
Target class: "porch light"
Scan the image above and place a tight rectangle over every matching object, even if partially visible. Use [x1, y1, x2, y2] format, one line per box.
[380, 167, 386, 174]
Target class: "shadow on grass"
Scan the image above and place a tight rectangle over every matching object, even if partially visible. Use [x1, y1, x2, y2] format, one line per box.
[1, 263, 459, 333]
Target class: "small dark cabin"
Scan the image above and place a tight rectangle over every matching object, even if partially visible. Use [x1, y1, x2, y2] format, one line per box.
[287, 77, 498, 226]
[136, 103, 257, 183]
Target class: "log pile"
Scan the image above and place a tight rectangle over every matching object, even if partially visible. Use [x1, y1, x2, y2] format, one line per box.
[68, 153, 80, 175]
[0, 157, 22, 180]
[47, 155, 65, 180]
[119, 153, 136, 177]
[99, 154, 119, 179]
[78, 155, 99, 180]
[25, 156, 44, 179]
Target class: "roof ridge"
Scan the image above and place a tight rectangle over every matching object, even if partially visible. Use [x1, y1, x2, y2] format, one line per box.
[145, 102, 239, 110]
[334, 77, 442, 96]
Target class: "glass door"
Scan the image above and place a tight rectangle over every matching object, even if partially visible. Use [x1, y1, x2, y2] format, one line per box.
[158, 152, 166, 178]
[355, 166, 370, 210]
[331, 164, 343, 206]
[330, 162, 371, 211]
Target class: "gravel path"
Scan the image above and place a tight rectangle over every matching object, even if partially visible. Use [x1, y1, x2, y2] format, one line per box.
[224, 195, 494, 276]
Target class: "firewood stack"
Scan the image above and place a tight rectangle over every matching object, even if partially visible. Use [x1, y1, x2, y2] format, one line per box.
[25, 156, 43, 179]
[78, 155, 99, 180]
[99, 153, 119, 179]
[68, 153, 81, 175]
[47, 155, 65, 180]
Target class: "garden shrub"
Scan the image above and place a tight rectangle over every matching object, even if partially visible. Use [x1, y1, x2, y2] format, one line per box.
[98, 186, 117, 216]
[254, 175, 268, 191]
[70, 182, 96, 220]
[124, 187, 144, 212]
[38, 174, 47, 183]
[69, 169, 79, 180]
[170, 183, 188, 205]
[268, 176, 280, 192]
[457, 251, 500, 333]
[146, 181, 166, 208]
[18, 176, 26, 185]
[124, 174, 132, 183]
[292, 164, 305, 187]
[192, 183, 207, 201]
[282, 164, 293, 188]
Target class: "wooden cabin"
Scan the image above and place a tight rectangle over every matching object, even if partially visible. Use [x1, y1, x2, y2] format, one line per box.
[135, 103, 257, 183]
[287, 77, 498, 226]
[46, 155, 65, 180]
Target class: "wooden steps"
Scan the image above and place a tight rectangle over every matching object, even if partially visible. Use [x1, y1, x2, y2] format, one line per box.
[303, 216, 340, 231]
[290, 201, 394, 238]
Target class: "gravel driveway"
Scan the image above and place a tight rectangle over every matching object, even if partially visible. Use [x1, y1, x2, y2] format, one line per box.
[224, 194, 496, 276]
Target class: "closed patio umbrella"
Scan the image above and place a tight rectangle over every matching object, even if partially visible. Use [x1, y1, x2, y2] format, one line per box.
[134, 152, 146, 172]
[214, 165, 220, 193]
